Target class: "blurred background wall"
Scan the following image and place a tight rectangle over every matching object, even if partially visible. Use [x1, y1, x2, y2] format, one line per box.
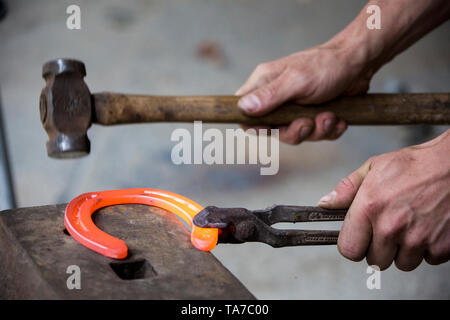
[0, 0, 449, 299]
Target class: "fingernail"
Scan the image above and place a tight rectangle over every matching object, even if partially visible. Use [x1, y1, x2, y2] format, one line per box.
[319, 190, 337, 204]
[235, 88, 243, 95]
[299, 126, 312, 139]
[238, 94, 261, 113]
[323, 119, 333, 133]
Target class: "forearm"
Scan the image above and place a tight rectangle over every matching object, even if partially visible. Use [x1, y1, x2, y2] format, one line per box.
[328, 0, 450, 74]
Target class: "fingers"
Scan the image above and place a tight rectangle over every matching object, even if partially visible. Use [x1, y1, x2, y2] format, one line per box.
[305, 112, 337, 141]
[237, 70, 299, 116]
[278, 118, 314, 145]
[305, 113, 347, 142]
[424, 226, 450, 266]
[337, 197, 373, 262]
[242, 113, 347, 145]
[280, 113, 346, 144]
[236, 61, 348, 142]
[366, 226, 425, 272]
[235, 62, 282, 96]
[319, 154, 439, 270]
[394, 245, 424, 271]
[318, 157, 373, 209]
[328, 120, 347, 140]
[366, 229, 398, 270]
[424, 249, 450, 265]
[239, 124, 272, 137]
[318, 158, 375, 261]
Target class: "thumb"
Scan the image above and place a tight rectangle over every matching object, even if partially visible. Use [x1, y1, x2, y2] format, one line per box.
[237, 73, 293, 116]
[318, 158, 374, 209]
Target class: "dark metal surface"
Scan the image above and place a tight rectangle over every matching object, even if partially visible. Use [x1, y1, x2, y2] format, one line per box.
[194, 205, 347, 247]
[40, 58, 92, 158]
[0, 203, 254, 299]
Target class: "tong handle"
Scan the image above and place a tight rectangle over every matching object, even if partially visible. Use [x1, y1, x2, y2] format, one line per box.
[252, 206, 347, 247]
[193, 205, 348, 247]
[265, 229, 340, 247]
[253, 205, 347, 225]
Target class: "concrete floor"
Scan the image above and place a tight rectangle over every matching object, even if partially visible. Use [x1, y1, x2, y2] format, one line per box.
[1, 0, 449, 299]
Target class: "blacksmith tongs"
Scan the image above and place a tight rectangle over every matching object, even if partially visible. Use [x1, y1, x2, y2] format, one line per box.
[193, 206, 347, 247]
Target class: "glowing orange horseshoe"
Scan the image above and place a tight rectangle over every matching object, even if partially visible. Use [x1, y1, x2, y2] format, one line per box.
[64, 188, 219, 259]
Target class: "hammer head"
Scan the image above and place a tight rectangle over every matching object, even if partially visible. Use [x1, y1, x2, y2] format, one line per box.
[40, 58, 92, 158]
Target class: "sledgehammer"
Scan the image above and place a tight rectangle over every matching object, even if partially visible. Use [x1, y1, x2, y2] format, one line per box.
[39, 58, 450, 158]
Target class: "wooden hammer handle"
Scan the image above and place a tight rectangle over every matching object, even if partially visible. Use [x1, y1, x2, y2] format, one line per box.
[93, 92, 450, 125]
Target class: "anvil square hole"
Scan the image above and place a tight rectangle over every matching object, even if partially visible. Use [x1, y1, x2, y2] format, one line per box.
[110, 259, 157, 280]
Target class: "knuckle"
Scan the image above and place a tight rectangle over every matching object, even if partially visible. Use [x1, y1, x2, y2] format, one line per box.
[366, 257, 392, 271]
[327, 133, 340, 141]
[279, 135, 293, 145]
[256, 62, 271, 73]
[333, 123, 347, 139]
[286, 136, 301, 145]
[379, 264, 392, 271]
[394, 260, 418, 272]
[360, 198, 382, 219]
[313, 130, 327, 141]
[287, 139, 301, 146]
[366, 156, 377, 168]
[337, 177, 356, 191]
[280, 138, 296, 146]
[403, 235, 426, 251]
[297, 81, 318, 101]
[377, 220, 402, 240]
[365, 255, 377, 267]
[425, 246, 450, 265]
[338, 238, 364, 261]
[284, 130, 302, 145]
[424, 255, 438, 265]
[259, 84, 278, 101]
[284, 67, 302, 79]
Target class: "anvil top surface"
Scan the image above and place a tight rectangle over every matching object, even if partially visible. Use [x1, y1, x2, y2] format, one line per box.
[0, 204, 254, 299]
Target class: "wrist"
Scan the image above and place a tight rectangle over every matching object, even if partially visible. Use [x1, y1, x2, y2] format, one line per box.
[323, 30, 375, 79]
[324, 1, 405, 78]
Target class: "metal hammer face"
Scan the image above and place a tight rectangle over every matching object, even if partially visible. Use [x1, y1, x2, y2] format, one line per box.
[40, 58, 92, 158]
